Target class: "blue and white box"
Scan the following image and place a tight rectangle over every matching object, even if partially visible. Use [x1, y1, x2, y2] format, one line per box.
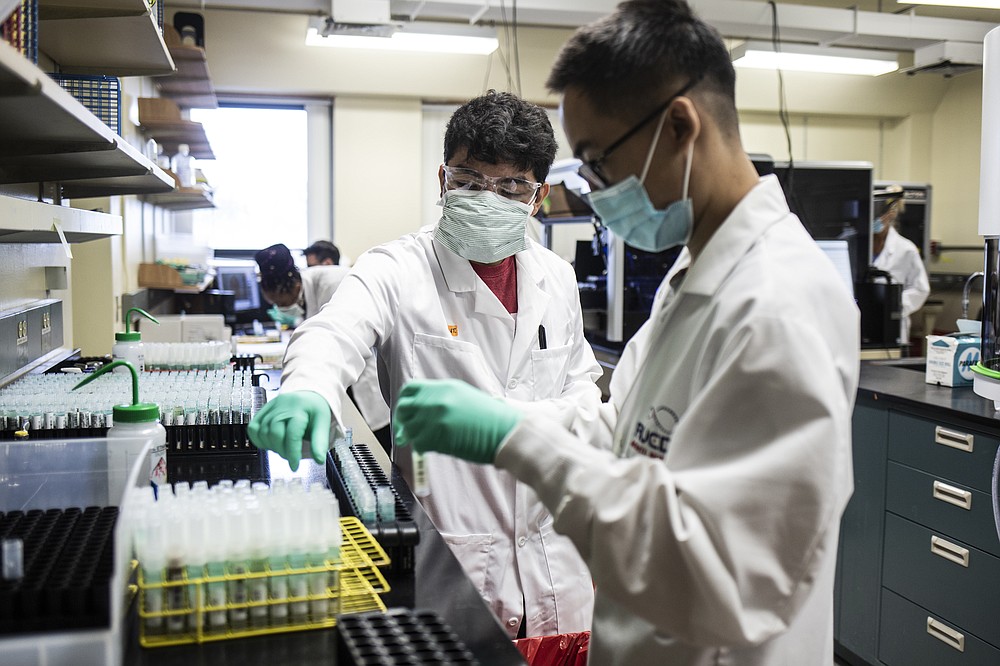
[925, 334, 981, 387]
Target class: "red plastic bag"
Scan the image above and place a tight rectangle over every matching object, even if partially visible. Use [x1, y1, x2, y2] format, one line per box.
[514, 631, 590, 666]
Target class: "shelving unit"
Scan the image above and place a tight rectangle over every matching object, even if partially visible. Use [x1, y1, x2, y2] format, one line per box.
[158, 42, 217, 109]
[136, 118, 214, 159]
[0, 195, 122, 243]
[0, 39, 174, 197]
[141, 185, 214, 211]
[37, 0, 174, 77]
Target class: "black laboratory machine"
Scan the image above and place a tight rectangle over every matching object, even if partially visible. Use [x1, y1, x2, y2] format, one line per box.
[541, 158, 899, 350]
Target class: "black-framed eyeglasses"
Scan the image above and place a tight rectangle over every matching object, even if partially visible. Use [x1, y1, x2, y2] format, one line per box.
[442, 165, 542, 204]
[577, 77, 702, 190]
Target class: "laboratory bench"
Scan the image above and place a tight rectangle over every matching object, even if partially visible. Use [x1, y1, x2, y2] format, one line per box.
[125, 451, 526, 665]
[837, 361, 1000, 666]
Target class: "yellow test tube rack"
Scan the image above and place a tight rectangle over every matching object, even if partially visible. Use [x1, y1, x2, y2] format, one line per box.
[137, 516, 389, 647]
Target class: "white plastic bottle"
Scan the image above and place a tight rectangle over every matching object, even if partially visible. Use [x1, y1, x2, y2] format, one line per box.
[113, 307, 160, 373]
[172, 143, 196, 188]
[74, 359, 168, 487]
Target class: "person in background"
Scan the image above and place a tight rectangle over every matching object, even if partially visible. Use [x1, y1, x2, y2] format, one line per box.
[392, 1, 859, 664]
[872, 186, 930, 350]
[254, 244, 390, 448]
[249, 91, 603, 639]
[304, 240, 341, 267]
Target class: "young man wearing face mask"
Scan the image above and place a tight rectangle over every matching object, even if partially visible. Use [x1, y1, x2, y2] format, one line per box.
[249, 91, 603, 639]
[391, 1, 860, 664]
[254, 243, 391, 446]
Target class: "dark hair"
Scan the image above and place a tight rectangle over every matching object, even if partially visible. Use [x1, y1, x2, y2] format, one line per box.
[304, 240, 340, 265]
[254, 243, 301, 294]
[547, 0, 738, 133]
[443, 91, 557, 182]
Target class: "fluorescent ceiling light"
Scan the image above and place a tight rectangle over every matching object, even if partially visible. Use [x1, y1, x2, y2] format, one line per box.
[902, 0, 1000, 7]
[732, 41, 899, 76]
[306, 18, 498, 55]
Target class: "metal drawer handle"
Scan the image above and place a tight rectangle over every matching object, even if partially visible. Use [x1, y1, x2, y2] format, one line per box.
[930, 535, 970, 567]
[934, 426, 974, 452]
[927, 617, 965, 652]
[933, 480, 973, 510]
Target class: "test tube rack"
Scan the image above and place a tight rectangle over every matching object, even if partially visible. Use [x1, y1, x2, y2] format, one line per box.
[336, 607, 479, 666]
[0, 507, 118, 635]
[137, 517, 391, 647]
[326, 442, 420, 577]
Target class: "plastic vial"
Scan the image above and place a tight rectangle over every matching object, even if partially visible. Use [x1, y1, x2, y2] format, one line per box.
[2, 538, 23, 581]
[172, 144, 196, 188]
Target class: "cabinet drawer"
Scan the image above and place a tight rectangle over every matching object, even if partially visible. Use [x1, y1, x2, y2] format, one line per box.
[882, 513, 1000, 648]
[880, 589, 1000, 666]
[888, 412, 1000, 493]
[886, 461, 1000, 557]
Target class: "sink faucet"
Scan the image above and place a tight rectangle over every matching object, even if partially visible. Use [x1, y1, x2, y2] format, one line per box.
[962, 271, 985, 319]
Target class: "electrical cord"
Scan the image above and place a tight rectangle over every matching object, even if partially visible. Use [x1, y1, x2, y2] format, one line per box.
[767, 0, 803, 225]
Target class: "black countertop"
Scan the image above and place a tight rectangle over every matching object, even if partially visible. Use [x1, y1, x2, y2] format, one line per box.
[859, 361, 1000, 432]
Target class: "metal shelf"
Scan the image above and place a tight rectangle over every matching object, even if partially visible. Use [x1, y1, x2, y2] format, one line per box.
[38, 0, 151, 21]
[141, 186, 215, 211]
[39, 9, 175, 77]
[136, 118, 215, 159]
[157, 43, 218, 109]
[0, 40, 175, 198]
[0, 195, 123, 243]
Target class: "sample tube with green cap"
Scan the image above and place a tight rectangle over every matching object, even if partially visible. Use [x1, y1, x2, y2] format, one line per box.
[74, 360, 168, 487]
[113, 307, 160, 373]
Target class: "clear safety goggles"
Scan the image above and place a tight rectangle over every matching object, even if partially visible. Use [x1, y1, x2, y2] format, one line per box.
[442, 165, 542, 204]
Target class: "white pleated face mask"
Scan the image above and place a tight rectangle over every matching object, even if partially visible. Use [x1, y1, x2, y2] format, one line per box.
[434, 189, 533, 263]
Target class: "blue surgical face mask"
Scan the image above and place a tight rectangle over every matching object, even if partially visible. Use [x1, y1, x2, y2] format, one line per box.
[872, 217, 885, 234]
[585, 112, 694, 253]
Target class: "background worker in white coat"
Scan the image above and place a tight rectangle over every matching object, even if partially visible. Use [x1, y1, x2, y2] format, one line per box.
[249, 92, 603, 639]
[254, 244, 391, 448]
[871, 187, 930, 350]
[392, 1, 860, 664]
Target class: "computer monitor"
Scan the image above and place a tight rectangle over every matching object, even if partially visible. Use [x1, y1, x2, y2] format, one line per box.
[214, 262, 264, 323]
[816, 240, 855, 298]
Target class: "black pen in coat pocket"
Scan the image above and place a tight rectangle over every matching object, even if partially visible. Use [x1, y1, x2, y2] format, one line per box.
[538, 325, 547, 350]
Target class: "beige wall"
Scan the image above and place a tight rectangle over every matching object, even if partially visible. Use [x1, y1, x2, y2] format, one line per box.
[183, 8, 985, 266]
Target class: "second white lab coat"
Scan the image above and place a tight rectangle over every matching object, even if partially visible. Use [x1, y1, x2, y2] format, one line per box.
[496, 176, 860, 665]
[300, 266, 390, 430]
[281, 229, 603, 638]
[872, 226, 930, 343]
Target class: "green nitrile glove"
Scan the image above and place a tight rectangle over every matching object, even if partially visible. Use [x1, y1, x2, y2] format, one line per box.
[248, 391, 332, 471]
[267, 305, 300, 327]
[393, 379, 522, 464]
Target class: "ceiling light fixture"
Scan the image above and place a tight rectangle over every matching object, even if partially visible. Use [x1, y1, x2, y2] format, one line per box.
[731, 40, 899, 76]
[306, 17, 499, 55]
[902, 0, 1000, 8]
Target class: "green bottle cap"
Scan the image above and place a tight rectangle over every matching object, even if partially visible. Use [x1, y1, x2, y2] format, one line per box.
[115, 332, 141, 342]
[73, 360, 160, 424]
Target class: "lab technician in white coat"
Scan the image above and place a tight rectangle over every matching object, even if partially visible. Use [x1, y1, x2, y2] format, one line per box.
[249, 92, 603, 639]
[393, 1, 860, 664]
[254, 244, 391, 447]
[871, 187, 930, 349]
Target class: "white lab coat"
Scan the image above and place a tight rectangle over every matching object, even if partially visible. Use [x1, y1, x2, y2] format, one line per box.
[300, 266, 390, 430]
[496, 176, 860, 665]
[872, 226, 930, 343]
[281, 229, 603, 637]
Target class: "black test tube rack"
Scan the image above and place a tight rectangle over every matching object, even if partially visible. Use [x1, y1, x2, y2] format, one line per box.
[337, 607, 479, 666]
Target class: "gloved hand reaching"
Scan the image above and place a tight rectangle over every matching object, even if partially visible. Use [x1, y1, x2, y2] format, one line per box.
[267, 305, 301, 328]
[393, 379, 522, 464]
[248, 391, 332, 471]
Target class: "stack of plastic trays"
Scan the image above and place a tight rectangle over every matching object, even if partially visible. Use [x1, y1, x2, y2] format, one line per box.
[326, 437, 419, 576]
[0, 506, 119, 634]
[337, 608, 478, 666]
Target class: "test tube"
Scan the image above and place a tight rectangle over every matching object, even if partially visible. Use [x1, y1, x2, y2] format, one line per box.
[376, 485, 396, 522]
[412, 451, 430, 497]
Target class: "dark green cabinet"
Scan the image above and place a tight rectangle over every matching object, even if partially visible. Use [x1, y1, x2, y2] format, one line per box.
[836, 398, 1000, 665]
[836, 400, 888, 664]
